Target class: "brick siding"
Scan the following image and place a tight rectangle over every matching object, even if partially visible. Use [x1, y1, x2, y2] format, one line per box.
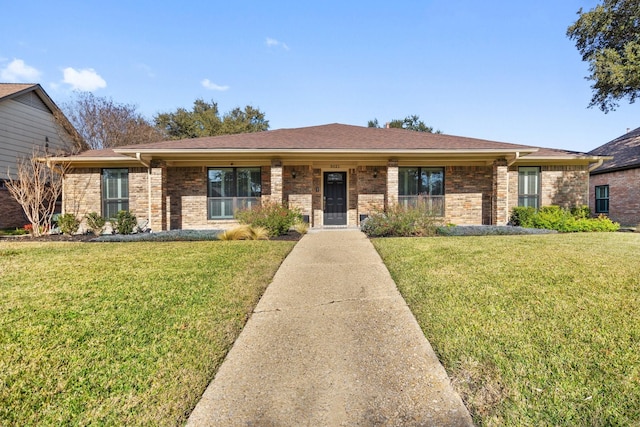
[507, 165, 590, 218]
[445, 165, 493, 225]
[0, 188, 27, 228]
[590, 168, 640, 226]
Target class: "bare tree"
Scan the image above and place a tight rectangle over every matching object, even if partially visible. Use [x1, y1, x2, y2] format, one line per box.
[5, 149, 67, 237]
[63, 92, 164, 150]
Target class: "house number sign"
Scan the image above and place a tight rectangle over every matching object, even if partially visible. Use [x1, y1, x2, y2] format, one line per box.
[330, 164, 340, 168]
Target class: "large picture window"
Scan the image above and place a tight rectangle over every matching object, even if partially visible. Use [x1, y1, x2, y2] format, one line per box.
[102, 168, 129, 219]
[208, 167, 261, 219]
[595, 185, 609, 213]
[518, 167, 540, 209]
[398, 167, 445, 215]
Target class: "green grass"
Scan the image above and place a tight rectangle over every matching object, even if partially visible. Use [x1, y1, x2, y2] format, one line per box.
[372, 233, 640, 426]
[0, 240, 295, 426]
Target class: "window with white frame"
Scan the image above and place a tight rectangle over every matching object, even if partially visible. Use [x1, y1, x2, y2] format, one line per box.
[518, 167, 540, 209]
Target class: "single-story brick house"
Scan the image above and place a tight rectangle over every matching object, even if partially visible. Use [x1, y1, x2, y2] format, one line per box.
[589, 127, 640, 227]
[48, 123, 606, 231]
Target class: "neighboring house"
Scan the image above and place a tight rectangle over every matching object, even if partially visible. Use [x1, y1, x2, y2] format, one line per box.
[589, 127, 640, 226]
[48, 123, 605, 231]
[0, 83, 76, 229]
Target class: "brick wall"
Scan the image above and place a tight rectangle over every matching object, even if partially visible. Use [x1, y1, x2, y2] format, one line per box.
[63, 167, 148, 231]
[590, 168, 640, 226]
[128, 167, 149, 224]
[508, 165, 589, 208]
[0, 187, 27, 228]
[284, 165, 313, 217]
[166, 167, 207, 229]
[63, 168, 101, 222]
[507, 165, 589, 220]
[445, 165, 493, 225]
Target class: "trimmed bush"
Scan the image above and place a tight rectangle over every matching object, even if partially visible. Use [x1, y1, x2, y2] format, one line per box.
[113, 210, 137, 235]
[509, 205, 619, 232]
[57, 213, 80, 235]
[235, 202, 302, 237]
[509, 206, 536, 227]
[85, 212, 106, 236]
[361, 203, 443, 237]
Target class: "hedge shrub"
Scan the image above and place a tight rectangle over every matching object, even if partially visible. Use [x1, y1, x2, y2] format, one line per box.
[510, 205, 619, 232]
[235, 202, 302, 237]
[361, 203, 443, 237]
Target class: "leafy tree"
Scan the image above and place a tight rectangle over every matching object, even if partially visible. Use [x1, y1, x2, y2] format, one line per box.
[154, 99, 269, 139]
[567, 0, 640, 112]
[63, 92, 164, 150]
[368, 115, 441, 133]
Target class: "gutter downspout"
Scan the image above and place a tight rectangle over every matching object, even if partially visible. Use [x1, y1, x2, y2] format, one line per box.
[134, 153, 153, 231]
[588, 159, 604, 172]
[507, 152, 520, 167]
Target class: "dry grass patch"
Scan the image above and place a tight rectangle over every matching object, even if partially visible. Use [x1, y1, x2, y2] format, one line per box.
[373, 233, 640, 426]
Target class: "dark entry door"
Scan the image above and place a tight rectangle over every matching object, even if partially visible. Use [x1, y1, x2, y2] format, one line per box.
[324, 172, 347, 225]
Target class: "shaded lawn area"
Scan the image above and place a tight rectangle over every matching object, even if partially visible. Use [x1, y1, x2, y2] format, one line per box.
[0, 240, 295, 426]
[373, 233, 640, 426]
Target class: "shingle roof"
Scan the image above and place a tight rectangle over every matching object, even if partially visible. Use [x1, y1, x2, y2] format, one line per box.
[115, 123, 535, 152]
[61, 123, 599, 162]
[0, 83, 38, 100]
[589, 127, 640, 173]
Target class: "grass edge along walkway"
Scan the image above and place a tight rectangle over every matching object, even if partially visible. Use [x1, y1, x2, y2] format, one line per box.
[0, 240, 296, 426]
[373, 233, 640, 426]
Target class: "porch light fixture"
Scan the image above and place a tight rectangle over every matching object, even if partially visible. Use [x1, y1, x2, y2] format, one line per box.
[291, 169, 297, 179]
[373, 168, 378, 178]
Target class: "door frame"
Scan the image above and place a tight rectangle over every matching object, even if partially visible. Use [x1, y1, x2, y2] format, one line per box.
[322, 170, 348, 226]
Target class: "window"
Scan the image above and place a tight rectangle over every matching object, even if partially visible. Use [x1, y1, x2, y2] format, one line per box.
[595, 185, 609, 213]
[102, 169, 129, 219]
[208, 167, 261, 219]
[398, 167, 445, 215]
[518, 167, 540, 209]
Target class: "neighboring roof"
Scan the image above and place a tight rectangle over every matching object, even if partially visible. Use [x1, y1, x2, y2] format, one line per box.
[589, 126, 640, 174]
[0, 83, 38, 99]
[50, 123, 603, 166]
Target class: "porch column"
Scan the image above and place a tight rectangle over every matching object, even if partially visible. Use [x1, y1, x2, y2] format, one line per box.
[387, 160, 398, 207]
[270, 159, 283, 203]
[492, 159, 509, 225]
[148, 160, 167, 231]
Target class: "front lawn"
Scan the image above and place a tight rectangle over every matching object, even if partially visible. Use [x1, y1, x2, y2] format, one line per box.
[373, 233, 640, 426]
[0, 240, 295, 426]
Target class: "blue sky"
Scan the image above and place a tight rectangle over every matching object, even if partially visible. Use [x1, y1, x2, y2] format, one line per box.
[1, 0, 635, 152]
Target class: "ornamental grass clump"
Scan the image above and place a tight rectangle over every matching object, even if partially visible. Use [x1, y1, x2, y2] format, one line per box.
[235, 202, 302, 237]
[218, 225, 270, 241]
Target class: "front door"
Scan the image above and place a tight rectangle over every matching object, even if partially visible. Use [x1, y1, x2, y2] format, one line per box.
[324, 172, 347, 225]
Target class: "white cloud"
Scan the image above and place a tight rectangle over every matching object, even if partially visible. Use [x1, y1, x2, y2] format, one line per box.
[62, 67, 107, 91]
[201, 78, 229, 91]
[266, 37, 289, 51]
[135, 63, 156, 78]
[0, 59, 42, 82]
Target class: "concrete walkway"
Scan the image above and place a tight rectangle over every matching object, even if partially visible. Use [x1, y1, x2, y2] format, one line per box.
[187, 230, 473, 426]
